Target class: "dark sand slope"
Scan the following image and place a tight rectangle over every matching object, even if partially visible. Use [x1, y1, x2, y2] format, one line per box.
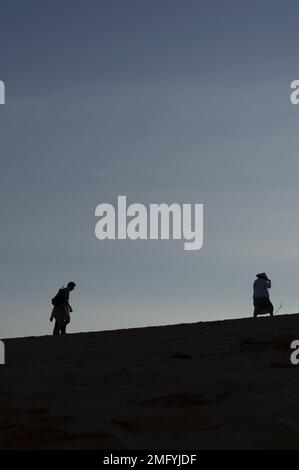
[1, 314, 299, 449]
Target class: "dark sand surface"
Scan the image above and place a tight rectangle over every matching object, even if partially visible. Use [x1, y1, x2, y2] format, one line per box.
[1, 314, 299, 449]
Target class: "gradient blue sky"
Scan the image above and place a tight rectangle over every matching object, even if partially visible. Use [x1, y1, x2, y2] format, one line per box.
[1, 0, 299, 338]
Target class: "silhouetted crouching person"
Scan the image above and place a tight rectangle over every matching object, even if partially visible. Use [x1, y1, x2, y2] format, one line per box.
[50, 281, 76, 335]
[253, 272, 273, 317]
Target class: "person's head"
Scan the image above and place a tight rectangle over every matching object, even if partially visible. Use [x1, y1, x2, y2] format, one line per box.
[67, 281, 76, 291]
[256, 272, 268, 280]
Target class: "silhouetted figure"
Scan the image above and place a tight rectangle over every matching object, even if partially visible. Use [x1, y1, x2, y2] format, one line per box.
[50, 281, 76, 335]
[253, 272, 274, 317]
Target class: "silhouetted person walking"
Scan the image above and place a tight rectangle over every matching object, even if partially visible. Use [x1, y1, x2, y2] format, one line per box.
[50, 281, 76, 335]
[253, 272, 273, 317]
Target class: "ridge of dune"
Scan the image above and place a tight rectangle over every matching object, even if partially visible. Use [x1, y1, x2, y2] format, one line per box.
[1, 313, 299, 449]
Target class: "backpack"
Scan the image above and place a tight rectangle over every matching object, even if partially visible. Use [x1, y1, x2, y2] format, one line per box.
[51, 288, 65, 307]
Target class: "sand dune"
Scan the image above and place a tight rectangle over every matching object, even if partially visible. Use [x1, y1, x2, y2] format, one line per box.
[1, 314, 299, 449]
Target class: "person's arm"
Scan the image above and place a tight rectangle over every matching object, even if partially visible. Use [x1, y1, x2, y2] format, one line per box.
[266, 279, 271, 289]
[62, 289, 72, 312]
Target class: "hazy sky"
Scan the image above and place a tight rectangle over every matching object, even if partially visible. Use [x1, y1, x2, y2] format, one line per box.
[1, 0, 299, 338]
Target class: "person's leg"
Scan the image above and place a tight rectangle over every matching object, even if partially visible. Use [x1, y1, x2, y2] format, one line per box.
[53, 320, 60, 335]
[253, 298, 259, 318]
[268, 300, 274, 316]
[60, 324, 67, 334]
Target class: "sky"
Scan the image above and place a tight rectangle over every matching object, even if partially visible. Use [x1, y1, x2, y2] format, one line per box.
[1, 0, 299, 338]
